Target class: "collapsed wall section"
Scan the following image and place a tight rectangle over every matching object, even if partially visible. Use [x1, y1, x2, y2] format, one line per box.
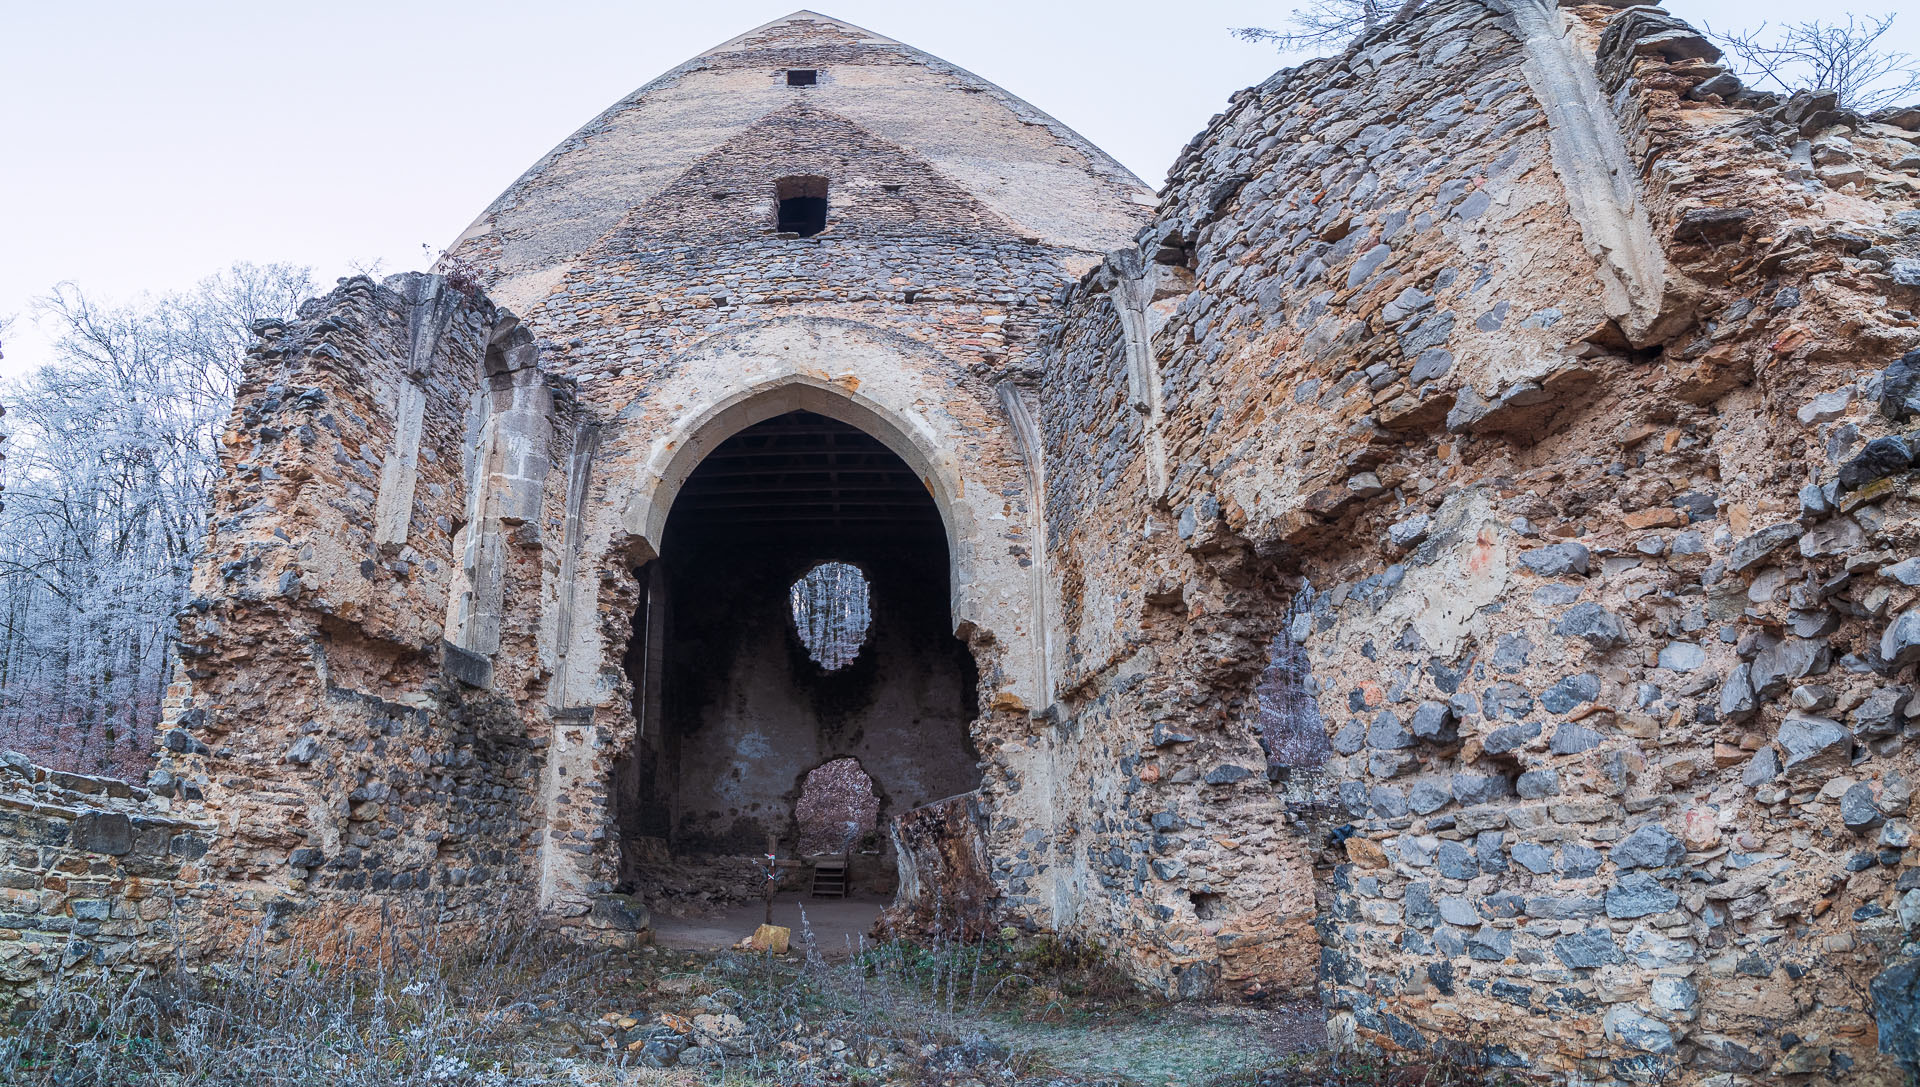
[1041, 0, 1920, 1079]
[146, 273, 605, 948]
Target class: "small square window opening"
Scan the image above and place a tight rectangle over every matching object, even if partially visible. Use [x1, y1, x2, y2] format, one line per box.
[787, 69, 817, 86]
[775, 175, 829, 237]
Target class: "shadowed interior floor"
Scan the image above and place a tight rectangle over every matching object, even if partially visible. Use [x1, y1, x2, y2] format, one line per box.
[649, 892, 890, 955]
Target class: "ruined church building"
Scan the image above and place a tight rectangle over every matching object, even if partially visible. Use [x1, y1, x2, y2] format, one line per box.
[11, 2, 1920, 1082]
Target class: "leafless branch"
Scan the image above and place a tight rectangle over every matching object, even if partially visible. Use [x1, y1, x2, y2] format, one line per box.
[1709, 13, 1920, 111]
[1233, 0, 1408, 55]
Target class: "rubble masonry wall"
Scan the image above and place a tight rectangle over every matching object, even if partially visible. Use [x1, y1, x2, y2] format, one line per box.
[1041, 0, 1920, 1080]
[0, 756, 211, 1000]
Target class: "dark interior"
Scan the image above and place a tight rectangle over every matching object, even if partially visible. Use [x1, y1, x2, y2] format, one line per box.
[614, 411, 979, 897]
[778, 196, 828, 237]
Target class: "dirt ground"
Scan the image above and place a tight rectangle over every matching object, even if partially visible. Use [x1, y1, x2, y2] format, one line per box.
[650, 892, 891, 953]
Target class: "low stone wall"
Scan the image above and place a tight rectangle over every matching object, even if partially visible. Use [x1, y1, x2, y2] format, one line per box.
[0, 753, 212, 999]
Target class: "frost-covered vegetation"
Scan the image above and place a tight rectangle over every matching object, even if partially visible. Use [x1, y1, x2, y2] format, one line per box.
[0, 264, 312, 777]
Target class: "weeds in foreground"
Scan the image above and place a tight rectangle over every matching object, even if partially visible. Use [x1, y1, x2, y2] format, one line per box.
[0, 898, 603, 1086]
[843, 924, 1146, 1028]
[0, 901, 1520, 1086]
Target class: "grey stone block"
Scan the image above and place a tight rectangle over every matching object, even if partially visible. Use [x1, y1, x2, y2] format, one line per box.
[73, 812, 132, 857]
[1512, 842, 1555, 874]
[1520, 543, 1590, 577]
[1607, 872, 1679, 918]
[1884, 607, 1920, 668]
[1777, 712, 1852, 778]
[1552, 928, 1623, 968]
[1841, 783, 1884, 833]
[1410, 700, 1457, 742]
[1612, 823, 1684, 868]
[1727, 522, 1804, 573]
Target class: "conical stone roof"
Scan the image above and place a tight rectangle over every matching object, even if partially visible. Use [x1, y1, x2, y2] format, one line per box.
[450, 10, 1154, 315]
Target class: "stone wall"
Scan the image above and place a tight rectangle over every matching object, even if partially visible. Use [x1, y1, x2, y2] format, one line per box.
[1038, 0, 1920, 1079]
[0, 753, 211, 999]
[69, 13, 1151, 956]
[139, 272, 632, 949]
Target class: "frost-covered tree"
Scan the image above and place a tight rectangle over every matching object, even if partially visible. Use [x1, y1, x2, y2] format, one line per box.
[0, 263, 312, 777]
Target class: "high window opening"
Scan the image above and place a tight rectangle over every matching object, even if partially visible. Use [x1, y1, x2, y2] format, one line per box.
[614, 410, 979, 912]
[792, 562, 870, 671]
[795, 757, 879, 855]
[775, 175, 829, 237]
[1255, 585, 1335, 816]
[786, 69, 817, 86]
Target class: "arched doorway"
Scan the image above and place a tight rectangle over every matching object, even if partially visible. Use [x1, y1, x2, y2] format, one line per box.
[613, 410, 980, 906]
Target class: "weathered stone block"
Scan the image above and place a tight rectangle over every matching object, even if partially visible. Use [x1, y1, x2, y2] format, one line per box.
[1612, 823, 1684, 869]
[1777, 712, 1852, 778]
[1519, 543, 1590, 577]
[1727, 523, 1805, 572]
[1607, 873, 1679, 918]
[72, 813, 131, 857]
[1553, 928, 1624, 968]
[1603, 1005, 1675, 1054]
[1883, 607, 1920, 667]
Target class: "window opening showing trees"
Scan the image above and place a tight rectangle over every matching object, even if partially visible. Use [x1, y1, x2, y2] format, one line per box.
[795, 757, 879, 855]
[790, 561, 870, 671]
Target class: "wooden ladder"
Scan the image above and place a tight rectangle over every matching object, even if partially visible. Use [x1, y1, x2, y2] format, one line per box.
[809, 857, 848, 898]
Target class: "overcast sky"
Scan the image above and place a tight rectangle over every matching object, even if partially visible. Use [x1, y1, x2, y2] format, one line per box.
[3, 1, 1915, 377]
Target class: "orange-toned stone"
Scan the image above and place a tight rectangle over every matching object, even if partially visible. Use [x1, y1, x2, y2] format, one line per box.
[1624, 507, 1687, 530]
[1346, 838, 1389, 869]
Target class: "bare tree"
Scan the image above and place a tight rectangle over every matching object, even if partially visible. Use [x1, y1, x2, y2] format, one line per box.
[1233, 0, 1407, 54]
[0, 263, 312, 777]
[1711, 13, 1920, 112]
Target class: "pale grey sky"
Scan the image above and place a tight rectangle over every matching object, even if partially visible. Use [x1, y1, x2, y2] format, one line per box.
[2, 1, 1914, 376]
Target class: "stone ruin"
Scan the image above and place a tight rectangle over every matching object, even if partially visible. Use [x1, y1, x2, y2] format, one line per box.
[3, 3, 1919, 1082]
